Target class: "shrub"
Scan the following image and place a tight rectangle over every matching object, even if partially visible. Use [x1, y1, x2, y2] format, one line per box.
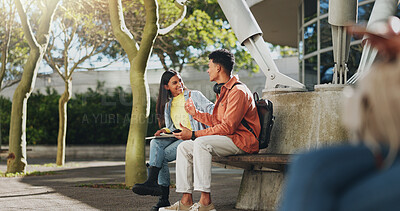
[0, 96, 11, 146]
[1, 85, 159, 145]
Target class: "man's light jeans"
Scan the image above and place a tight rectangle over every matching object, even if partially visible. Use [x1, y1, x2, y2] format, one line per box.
[176, 135, 245, 193]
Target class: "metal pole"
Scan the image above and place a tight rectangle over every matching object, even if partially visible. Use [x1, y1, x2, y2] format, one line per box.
[328, 0, 357, 84]
[217, 0, 305, 91]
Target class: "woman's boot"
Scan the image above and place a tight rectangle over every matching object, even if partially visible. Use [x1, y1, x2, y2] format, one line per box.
[132, 166, 162, 196]
[151, 186, 170, 211]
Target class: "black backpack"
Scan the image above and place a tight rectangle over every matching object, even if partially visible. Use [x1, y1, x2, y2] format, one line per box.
[240, 92, 275, 149]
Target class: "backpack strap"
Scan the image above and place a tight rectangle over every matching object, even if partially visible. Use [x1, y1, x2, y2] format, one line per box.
[253, 92, 259, 101]
[241, 118, 257, 139]
[232, 83, 258, 139]
[231, 82, 241, 89]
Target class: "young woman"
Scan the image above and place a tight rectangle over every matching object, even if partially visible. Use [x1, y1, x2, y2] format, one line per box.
[132, 69, 214, 211]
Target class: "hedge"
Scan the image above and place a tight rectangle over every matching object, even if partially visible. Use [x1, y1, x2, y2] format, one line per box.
[0, 85, 159, 145]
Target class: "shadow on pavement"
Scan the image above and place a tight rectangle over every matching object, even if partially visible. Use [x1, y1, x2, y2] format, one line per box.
[6, 160, 245, 210]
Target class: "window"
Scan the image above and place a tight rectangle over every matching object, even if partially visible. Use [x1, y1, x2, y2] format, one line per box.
[320, 0, 329, 15]
[320, 51, 334, 84]
[299, 40, 304, 60]
[320, 18, 332, 50]
[304, 0, 317, 23]
[299, 61, 303, 83]
[297, 0, 388, 89]
[304, 23, 317, 55]
[347, 44, 363, 79]
[358, 2, 375, 23]
[305, 56, 318, 90]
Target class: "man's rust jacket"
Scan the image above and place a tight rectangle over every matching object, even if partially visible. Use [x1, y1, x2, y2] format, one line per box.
[193, 76, 261, 154]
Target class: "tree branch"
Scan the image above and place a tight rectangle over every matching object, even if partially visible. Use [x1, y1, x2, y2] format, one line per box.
[136, 0, 159, 66]
[44, 53, 65, 81]
[36, 0, 60, 45]
[159, 1, 187, 35]
[64, 18, 78, 51]
[108, 0, 138, 62]
[156, 52, 169, 71]
[68, 40, 113, 79]
[0, 78, 21, 92]
[76, 53, 127, 71]
[157, 36, 173, 49]
[0, 1, 15, 88]
[47, 31, 56, 52]
[15, 0, 40, 49]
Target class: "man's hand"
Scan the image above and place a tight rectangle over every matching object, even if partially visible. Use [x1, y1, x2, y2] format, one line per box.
[173, 123, 192, 140]
[154, 128, 167, 136]
[185, 98, 196, 116]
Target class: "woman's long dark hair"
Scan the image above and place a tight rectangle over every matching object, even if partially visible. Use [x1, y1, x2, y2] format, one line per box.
[156, 69, 182, 128]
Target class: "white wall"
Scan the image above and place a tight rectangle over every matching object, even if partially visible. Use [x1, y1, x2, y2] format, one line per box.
[1, 57, 299, 101]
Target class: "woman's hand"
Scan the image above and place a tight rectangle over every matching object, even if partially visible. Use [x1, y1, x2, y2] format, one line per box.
[185, 98, 196, 116]
[173, 123, 192, 140]
[154, 128, 167, 136]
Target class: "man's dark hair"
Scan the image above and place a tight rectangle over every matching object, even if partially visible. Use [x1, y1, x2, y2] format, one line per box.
[208, 49, 235, 74]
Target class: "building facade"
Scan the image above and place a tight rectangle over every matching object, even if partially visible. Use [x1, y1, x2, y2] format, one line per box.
[250, 0, 399, 90]
[299, 0, 375, 90]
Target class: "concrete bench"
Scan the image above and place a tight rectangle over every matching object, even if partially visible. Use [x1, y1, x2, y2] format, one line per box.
[209, 86, 347, 210]
[212, 153, 290, 172]
[212, 153, 292, 210]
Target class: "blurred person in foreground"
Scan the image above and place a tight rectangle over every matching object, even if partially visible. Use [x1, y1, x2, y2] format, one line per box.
[280, 17, 400, 211]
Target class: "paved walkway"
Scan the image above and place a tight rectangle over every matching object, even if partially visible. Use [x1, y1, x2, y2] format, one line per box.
[0, 158, 245, 211]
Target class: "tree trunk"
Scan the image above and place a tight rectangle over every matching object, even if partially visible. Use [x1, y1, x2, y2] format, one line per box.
[109, 0, 178, 186]
[56, 80, 71, 166]
[7, 48, 42, 173]
[125, 62, 150, 186]
[8, 0, 60, 173]
[124, 0, 158, 187]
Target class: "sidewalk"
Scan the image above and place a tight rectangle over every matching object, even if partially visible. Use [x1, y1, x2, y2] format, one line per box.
[0, 158, 245, 210]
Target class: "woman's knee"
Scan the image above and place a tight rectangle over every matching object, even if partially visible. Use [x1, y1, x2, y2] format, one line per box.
[150, 139, 159, 148]
[150, 138, 166, 150]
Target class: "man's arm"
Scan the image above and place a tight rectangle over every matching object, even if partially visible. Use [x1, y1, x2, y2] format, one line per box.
[195, 87, 249, 137]
[185, 97, 215, 126]
[192, 91, 215, 114]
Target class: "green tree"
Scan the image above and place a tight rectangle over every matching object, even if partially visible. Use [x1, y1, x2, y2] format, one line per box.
[7, 0, 60, 173]
[0, 0, 14, 89]
[124, 0, 258, 73]
[109, 0, 186, 186]
[0, 0, 29, 91]
[44, 0, 118, 166]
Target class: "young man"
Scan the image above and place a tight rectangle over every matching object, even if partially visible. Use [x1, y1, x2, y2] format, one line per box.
[160, 49, 261, 211]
